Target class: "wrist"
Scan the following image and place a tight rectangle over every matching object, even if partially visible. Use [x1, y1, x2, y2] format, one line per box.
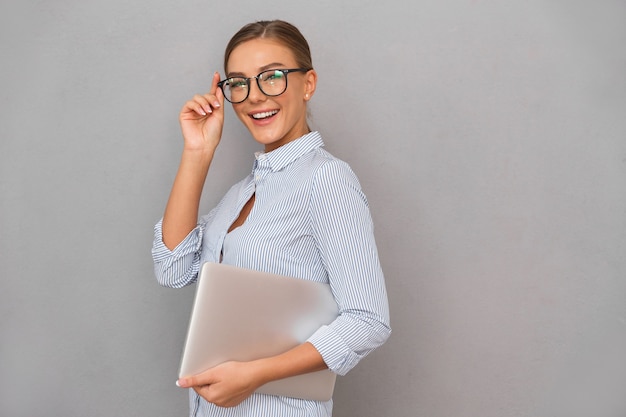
[181, 146, 215, 163]
[248, 357, 273, 389]
[247, 343, 327, 387]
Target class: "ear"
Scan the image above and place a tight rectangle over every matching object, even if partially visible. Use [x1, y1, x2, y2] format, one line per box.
[303, 69, 317, 101]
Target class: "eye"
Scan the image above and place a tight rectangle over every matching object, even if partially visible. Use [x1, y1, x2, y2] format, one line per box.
[261, 70, 285, 84]
[229, 78, 248, 89]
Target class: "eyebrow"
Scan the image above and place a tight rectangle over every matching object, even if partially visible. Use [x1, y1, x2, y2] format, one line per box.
[227, 62, 287, 78]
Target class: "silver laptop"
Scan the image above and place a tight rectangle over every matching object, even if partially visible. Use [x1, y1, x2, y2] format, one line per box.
[178, 262, 339, 401]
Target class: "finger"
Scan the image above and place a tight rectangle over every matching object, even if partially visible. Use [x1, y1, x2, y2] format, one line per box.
[182, 96, 211, 117]
[194, 94, 214, 115]
[214, 83, 224, 107]
[200, 93, 222, 113]
[209, 71, 221, 96]
[209, 71, 223, 109]
[176, 376, 195, 388]
[177, 369, 215, 388]
[192, 93, 219, 116]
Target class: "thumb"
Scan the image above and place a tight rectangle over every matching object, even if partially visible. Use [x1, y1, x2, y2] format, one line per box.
[177, 369, 214, 388]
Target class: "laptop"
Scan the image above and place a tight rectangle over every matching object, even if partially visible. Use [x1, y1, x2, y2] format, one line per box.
[178, 262, 339, 401]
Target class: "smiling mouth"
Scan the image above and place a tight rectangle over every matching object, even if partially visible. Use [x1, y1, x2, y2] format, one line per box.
[251, 110, 279, 120]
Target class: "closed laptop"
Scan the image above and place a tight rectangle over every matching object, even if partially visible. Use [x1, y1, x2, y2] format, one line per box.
[178, 262, 339, 401]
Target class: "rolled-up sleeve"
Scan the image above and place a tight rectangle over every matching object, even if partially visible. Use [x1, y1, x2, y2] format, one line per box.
[307, 160, 391, 376]
[152, 219, 204, 288]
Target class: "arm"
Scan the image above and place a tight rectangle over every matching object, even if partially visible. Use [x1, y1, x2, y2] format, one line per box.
[161, 72, 225, 250]
[161, 148, 214, 249]
[152, 73, 225, 288]
[306, 159, 391, 375]
[177, 342, 326, 408]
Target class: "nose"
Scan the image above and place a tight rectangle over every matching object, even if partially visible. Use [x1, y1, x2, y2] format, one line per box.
[247, 79, 267, 103]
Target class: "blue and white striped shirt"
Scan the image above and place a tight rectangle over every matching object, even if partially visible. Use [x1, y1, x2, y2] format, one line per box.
[152, 131, 391, 417]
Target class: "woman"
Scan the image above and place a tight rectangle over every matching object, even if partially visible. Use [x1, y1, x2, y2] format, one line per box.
[152, 20, 391, 417]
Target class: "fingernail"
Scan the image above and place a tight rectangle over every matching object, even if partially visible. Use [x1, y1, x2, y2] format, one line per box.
[213, 101, 221, 108]
[176, 380, 181, 387]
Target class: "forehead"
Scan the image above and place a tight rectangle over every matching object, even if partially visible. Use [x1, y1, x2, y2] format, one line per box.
[227, 38, 298, 75]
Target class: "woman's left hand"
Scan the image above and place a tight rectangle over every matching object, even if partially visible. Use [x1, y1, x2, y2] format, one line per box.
[177, 361, 263, 408]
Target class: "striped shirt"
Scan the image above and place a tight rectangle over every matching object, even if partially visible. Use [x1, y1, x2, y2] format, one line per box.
[152, 131, 391, 417]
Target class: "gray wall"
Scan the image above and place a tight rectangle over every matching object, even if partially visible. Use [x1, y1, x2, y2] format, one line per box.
[1, 1, 625, 416]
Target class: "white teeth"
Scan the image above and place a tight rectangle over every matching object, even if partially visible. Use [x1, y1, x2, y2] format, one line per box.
[252, 110, 278, 119]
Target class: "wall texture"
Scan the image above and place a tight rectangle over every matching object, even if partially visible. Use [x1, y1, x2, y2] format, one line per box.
[1, 1, 625, 416]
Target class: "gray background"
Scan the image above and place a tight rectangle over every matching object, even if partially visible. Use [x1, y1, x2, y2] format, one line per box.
[1, 1, 625, 416]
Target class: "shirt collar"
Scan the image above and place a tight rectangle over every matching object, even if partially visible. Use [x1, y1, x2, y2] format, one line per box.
[253, 131, 324, 173]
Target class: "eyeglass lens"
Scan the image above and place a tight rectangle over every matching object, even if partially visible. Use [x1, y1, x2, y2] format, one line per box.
[222, 70, 287, 103]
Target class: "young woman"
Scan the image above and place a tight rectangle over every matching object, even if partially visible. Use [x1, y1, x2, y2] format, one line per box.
[152, 20, 391, 417]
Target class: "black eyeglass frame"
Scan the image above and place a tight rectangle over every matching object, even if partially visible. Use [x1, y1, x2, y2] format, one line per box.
[217, 68, 312, 104]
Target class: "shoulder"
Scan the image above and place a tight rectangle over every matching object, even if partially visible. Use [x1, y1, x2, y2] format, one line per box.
[309, 148, 362, 190]
[305, 148, 368, 209]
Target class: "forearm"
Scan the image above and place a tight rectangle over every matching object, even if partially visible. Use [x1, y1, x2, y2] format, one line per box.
[251, 342, 328, 387]
[176, 342, 328, 407]
[152, 218, 202, 288]
[162, 149, 215, 250]
[308, 311, 391, 376]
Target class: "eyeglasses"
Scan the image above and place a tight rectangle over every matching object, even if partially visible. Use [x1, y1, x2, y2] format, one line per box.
[218, 68, 312, 104]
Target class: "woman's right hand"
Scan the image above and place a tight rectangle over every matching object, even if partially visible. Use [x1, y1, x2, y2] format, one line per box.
[179, 71, 225, 153]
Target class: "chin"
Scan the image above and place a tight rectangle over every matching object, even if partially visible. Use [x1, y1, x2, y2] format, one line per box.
[251, 131, 278, 145]
[248, 127, 286, 148]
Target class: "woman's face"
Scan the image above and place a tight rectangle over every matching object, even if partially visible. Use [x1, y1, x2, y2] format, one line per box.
[226, 38, 316, 152]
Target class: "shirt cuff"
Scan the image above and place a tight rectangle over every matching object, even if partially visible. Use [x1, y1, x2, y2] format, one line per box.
[307, 325, 361, 376]
[152, 219, 203, 288]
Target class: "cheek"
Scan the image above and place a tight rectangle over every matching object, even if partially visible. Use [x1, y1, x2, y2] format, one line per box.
[233, 105, 249, 122]
[276, 93, 303, 113]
